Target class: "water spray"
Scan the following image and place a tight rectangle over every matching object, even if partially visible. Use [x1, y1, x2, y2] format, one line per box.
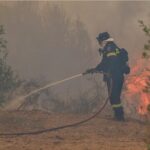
[21, 73, 82, 99]
[6, 73, 83, 109]
[1, 72, 111, 136]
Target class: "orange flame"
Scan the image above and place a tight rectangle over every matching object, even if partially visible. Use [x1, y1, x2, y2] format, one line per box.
[125, 59, 150, 115]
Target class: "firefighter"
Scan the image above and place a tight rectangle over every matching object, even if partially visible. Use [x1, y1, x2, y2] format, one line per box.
[83, 32, 130, 121]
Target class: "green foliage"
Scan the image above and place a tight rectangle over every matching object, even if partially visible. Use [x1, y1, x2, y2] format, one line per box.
[138, 20, 150, 58]
[147, 144, 150, 150]
[138, 20, 150, 96]
[0, 25, 20, 105]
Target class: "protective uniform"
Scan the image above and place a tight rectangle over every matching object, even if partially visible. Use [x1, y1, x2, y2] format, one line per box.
[85, 32, 130, 121]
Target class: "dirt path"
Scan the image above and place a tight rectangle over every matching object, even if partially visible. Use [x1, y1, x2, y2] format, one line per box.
[0, 111, 148, 150]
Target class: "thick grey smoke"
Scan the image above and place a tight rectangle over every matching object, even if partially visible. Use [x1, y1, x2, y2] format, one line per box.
[0, 1, 150, 106]
[62, 1, 150, 64]
[0, 1, 150, 80]
[0, 2, 93, 81]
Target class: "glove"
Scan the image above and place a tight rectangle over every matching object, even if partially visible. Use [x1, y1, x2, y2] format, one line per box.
[82, 68, 96, 75]
[122, 64, 130, 74]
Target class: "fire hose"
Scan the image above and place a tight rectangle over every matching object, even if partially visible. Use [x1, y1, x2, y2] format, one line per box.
[0, 72, 111, 137]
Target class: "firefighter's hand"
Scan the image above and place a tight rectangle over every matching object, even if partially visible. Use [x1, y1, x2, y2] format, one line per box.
[82, 68, 96, 75]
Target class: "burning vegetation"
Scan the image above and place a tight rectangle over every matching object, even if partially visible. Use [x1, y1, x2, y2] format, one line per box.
[124, 59, 150, 120]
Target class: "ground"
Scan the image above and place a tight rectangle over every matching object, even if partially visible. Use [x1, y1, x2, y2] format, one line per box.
[0, 110, 149, 150]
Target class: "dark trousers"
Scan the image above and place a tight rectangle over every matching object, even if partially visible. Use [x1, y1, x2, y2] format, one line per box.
[106, 74, 124, 120]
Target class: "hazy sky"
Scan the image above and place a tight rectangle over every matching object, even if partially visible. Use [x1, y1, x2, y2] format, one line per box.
[0, 1, 150, 81]
[62, 1, 150, 53]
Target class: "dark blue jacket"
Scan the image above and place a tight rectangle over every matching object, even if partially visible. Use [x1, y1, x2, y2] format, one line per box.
[95, 41, 130, 80]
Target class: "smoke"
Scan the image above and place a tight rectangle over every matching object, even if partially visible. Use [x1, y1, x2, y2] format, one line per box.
[0, 1, 150, 114]
[0, 1, 150, 79]
[62, 1, 150, 64]
[0, 2, 92, 80]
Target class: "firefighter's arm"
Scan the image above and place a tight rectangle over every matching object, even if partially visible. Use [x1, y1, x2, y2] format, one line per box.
[82, 68, 98, 75]
[83, 57, 106, 75]
[95, 55, 107, 72]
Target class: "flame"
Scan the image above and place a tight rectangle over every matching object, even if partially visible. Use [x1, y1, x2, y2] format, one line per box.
[125, 59, 150, 115]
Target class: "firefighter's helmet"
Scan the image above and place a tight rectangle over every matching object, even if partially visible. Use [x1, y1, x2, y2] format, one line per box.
[96, 32, 110, 42]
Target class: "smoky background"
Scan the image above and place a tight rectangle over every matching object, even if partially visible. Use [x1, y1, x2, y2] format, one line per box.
[0, 1, 149, 116]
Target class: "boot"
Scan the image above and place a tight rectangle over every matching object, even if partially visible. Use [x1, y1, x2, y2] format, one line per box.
[114, 107, 125, 121]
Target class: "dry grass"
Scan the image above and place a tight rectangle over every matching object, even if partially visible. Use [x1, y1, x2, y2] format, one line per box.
[0, 110, 149, 150]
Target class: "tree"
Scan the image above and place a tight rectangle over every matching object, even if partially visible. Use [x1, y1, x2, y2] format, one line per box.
[138, 20, 150, 94]
[139, 20, 150, 150]
[139, 20, 150, 59]
[0, 25, 19, 105]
